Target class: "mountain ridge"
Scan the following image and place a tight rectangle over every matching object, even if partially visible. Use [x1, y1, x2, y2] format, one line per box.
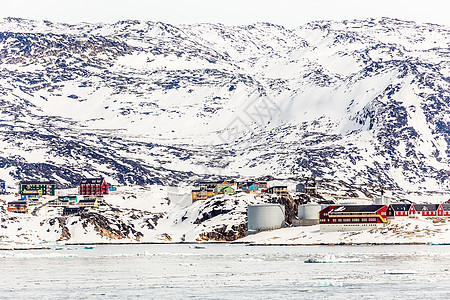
[0, 17, 448, 192]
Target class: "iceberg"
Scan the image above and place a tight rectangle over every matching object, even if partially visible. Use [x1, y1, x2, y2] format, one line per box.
[305, 254, 362, 263]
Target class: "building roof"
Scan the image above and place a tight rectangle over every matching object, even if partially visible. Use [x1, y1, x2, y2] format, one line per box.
[270, 186, 287, 189]
[58, 195, 77, 200]
[80, 178, 105, 185]
[297, 181, 317, 187]
[241, 181, 267, 186]
[390, 204, 412, 211]
[8, 201, 27, 205]
[215, 186, 235, 193]
[441, 204, 450, 211]
[20, 192, 40, 196]
[412, 204, 440, 212]
[20, 180, 56, 185]
[329, 205, 386, 214]
[79, 199, 97, 204]
[242, 183, 260, 188]
[63, 207, 84, 213]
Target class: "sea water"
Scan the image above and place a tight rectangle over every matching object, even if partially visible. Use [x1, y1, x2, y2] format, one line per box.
[0, 244, 449, 299]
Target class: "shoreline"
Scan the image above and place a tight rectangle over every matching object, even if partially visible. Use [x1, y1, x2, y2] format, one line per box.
[3, 241, 448, 250]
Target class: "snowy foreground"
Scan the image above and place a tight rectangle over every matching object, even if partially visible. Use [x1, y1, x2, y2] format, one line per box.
[239, 219, 450, 245]
[1, 244, 449, 299]
[1, 185, 449, 247]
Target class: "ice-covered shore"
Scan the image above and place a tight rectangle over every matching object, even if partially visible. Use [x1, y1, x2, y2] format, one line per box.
[237, 218, 450, 245]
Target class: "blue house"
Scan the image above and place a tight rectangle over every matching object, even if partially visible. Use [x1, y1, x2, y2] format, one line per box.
[20, 191, 41, 200]
[0, 180, 6, 194]
[242, 183, 260, 194]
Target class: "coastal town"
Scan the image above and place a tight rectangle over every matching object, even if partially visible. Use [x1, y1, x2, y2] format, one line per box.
[2, 177, 448, 239]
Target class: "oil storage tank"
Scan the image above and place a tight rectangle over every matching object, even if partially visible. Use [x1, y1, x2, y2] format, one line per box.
[296, 203, 324, 226]
[247, 204, 285, 235]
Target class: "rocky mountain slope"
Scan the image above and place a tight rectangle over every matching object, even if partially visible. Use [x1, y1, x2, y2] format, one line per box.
[0, 17, 448, 192]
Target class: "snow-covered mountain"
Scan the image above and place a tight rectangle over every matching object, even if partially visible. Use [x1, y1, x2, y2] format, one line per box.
[0, 17, 448, 192]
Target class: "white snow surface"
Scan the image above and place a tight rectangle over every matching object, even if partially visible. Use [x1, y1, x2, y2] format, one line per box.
[238, 219, 450, 245]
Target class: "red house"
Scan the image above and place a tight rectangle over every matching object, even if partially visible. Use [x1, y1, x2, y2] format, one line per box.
[442, 204, 450, 217]
[319, 205, 388, 232]
[412, 204, 441, 217]
[387, 204, 411, 219]
[78, 177, 109, 196]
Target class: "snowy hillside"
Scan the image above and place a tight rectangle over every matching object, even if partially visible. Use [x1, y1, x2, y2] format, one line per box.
[0, 17, 448, 193]
[0, 186, 265, 246]
[1, 184, 449, 246]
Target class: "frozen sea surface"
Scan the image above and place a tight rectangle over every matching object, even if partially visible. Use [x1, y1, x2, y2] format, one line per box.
[1, 244, 449, 299]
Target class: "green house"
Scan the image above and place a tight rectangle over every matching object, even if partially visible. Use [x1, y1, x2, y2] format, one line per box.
[214, 183, 236, 194]
[19, 180, 56, 196]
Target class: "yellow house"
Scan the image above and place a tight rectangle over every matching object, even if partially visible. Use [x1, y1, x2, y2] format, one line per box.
[192, 189, 214, 201]
[78, 198, 98, 208]
[23, 189, 43, 196]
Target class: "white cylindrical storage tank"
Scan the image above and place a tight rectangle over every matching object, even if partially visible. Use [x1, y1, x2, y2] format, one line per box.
[298, 205, 306, 219]
[298, 204, 322, 220]
[247, 204, 285, 233]
[303, 204, 322, 220]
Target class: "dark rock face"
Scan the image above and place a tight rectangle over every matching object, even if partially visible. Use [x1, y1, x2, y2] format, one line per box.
[197, 224, 247, 241]
[79, 212, 143, 240]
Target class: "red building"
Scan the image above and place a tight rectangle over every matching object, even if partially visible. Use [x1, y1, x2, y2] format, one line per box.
[443, 204, 450, 217]
[78, 177, 109, 196]
[388, 203, 450, 219]
[387, 204, 411, 219]
[412, 204, 442, 217]
[319, 205, 388, 232]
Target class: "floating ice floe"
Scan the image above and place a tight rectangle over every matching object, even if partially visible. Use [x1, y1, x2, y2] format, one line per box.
[314, 281, 343, 287]
[1, 252, 77, 259]
[239, 257, 263, 262]
[384, 269, 418, 275]
[305, 254, 362, 263]
[189, 245, 206, 249]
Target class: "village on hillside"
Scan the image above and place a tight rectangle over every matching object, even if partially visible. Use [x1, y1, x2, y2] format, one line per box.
[191, 180, 450, 234]
[1, 177, 449, 240]
[3, 178, 112, 216]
